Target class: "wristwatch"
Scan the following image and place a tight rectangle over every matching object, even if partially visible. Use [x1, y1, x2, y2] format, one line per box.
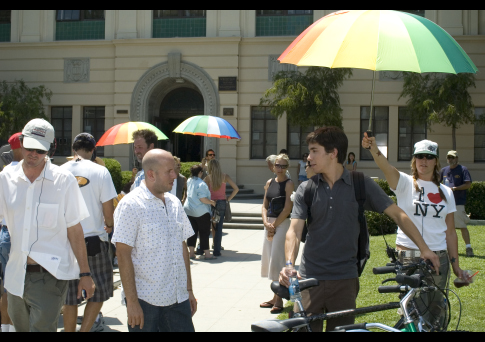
[79, 273, 92, 278]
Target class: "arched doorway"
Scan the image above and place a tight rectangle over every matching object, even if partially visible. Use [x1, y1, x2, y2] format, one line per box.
[154, 88, 204, 162]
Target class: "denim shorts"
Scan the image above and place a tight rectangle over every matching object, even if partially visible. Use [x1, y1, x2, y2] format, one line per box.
[0, 226, 11, 290]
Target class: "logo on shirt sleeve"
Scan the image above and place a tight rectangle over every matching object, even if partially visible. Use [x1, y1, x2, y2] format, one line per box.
[75, 176, 90, 188]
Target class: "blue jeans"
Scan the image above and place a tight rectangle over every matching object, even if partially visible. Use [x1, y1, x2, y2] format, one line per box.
[128, 299, 195, 332]
[213, 200, 226, 257]
[0, 226, 11, 289]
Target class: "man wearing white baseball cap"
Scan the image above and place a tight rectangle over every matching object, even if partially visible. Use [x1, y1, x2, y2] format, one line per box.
[0, 118, 95, 332]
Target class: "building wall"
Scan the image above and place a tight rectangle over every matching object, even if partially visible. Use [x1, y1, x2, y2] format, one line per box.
[1, 10, 484, 194]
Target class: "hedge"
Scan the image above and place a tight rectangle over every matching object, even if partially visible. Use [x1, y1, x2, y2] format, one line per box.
[121, 171, 132, 192]
[465, 181, 485, 219]
[180, 162, 202, 179]
[103, 158, 122, 193]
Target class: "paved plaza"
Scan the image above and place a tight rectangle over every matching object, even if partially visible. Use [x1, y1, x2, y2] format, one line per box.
[57, 199, 301, 332]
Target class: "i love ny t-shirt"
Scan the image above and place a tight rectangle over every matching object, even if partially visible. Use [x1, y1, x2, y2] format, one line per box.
[393, 172, 456, 251]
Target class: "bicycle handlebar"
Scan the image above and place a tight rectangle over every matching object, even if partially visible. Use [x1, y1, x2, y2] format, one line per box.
[378, 285, 410, 294]
[373, 266, 396, 275]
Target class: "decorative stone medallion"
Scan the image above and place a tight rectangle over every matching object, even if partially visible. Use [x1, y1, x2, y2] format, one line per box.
[64, 58, 90, 83]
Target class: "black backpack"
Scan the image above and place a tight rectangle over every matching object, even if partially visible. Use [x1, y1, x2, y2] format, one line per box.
[301, 171, 370, 277]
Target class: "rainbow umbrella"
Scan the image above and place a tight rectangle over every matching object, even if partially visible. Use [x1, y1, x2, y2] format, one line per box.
[173, 115, 241, 140]
[278, 10, 478, 133]
[96, 122, 168, 146]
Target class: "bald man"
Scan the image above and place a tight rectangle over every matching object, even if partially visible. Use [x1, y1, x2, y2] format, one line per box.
[112, 149, 197, 332]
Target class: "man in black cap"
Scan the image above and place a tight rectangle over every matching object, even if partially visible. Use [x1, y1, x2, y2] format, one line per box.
[61, 133, 117, 332]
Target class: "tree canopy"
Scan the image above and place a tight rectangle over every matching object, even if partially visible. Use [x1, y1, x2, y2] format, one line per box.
[0, 80, 52, 139]
[260, 67, 353, 129]
[399, 72, 481, 149]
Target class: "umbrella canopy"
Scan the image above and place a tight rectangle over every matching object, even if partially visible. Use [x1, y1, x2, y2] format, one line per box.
[279, 10, 478, 74]
[96, 122, 168, 146]
[173, 115, 241, 140]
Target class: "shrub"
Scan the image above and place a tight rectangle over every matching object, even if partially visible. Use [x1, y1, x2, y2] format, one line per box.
[103, 158, 122, 193]
[121, 171, 132, 191]
[180, 162, 201, 179]
[374, 178, 394, 196]
[465, 182, 485, 219]
[365, 196, 398, 236]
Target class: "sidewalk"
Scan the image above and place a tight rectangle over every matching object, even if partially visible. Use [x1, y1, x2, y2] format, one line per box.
[58, 199, 302, 332]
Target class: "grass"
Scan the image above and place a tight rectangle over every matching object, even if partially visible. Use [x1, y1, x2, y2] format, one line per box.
[278, 225, 485, 332]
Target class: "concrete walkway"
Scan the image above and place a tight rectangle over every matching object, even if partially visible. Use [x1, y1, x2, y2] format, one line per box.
[57, 199, 302, 332]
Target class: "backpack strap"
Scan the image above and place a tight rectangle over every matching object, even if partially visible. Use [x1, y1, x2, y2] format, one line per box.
[301, 175, 318, 243]
[351, 171, 369, 276]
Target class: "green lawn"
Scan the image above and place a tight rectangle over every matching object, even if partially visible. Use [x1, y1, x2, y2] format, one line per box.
[278, 226, 485, 332]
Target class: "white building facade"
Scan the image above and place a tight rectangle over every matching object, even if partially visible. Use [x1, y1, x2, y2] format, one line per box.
[1, 10, 484, 194]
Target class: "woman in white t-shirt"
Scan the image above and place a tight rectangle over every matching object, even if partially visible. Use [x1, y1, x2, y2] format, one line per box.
[362, 135, 467, 331]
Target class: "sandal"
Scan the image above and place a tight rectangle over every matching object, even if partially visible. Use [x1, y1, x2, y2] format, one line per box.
[270, 306, 284, 314]
[260, 301, 274, 308]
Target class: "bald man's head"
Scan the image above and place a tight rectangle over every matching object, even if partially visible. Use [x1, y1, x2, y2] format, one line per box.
[142, 149, 177, 196]
[142, 149, 173, 172]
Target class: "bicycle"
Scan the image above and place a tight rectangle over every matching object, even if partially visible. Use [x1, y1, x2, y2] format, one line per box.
[251, 260, 465, 332]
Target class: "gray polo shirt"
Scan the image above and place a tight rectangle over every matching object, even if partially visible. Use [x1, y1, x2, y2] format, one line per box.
[291, 169, 394, 280]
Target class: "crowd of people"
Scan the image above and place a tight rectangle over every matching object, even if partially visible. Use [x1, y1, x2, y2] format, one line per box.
[0, 118, 476, 333]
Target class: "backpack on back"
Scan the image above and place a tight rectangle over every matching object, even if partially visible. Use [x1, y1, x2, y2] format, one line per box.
[301, 172, 370, 277]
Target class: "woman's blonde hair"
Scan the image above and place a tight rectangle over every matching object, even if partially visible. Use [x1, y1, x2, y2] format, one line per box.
[208, 159, 224, 191]
[275, 154, 291, 168]
[411, 157, 446, 202]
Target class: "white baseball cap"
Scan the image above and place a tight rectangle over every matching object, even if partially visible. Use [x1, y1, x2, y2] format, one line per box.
[413, 139, 439, 157]
[22, 119, 55, 151]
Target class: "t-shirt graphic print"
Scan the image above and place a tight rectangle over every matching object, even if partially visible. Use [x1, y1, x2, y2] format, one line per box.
[393, 172, 456, 251]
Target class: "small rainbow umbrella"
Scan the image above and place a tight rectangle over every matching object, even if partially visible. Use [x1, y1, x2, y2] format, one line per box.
[278, 10, 478, 134]
[173, 115, 241, 140]
[96, 122, 168, 146]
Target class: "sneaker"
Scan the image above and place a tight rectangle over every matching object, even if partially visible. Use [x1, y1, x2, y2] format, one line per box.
[90, 313, 105, 332]
[466, 247, 475, 257]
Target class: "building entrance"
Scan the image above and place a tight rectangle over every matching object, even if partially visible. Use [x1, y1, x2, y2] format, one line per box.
[154, 87, 204, 162]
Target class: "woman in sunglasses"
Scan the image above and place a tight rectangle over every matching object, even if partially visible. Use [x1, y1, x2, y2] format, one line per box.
[260, 154, 294, 314]
[362, 134, 467, 330]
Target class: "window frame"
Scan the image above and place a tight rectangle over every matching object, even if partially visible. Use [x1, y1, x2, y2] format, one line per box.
[360, 106, 389, 161]
[256, 10, 313, 17]
[56, 10, 105, 22]
[153, 10, 206, 19]
[474, 107, 485, 163]
[287, 124, 314, 160]
[51, 106, 73, 157]
[250, 106, 278, 160]
[0, 10, 11, 24]
[83, 106, 105, 157]
[397, 107, 427, 161]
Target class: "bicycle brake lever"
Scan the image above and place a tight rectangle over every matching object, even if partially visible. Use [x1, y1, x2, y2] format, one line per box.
[382, 277, 396, 284]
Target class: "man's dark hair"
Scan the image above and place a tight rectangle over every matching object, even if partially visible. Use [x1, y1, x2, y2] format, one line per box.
[190, 164, 203, 177]
[132, 129, 157, 148]
[306, 127, 348, 164]
[205, 149, 215, 157]
[73, 137, 95, 152]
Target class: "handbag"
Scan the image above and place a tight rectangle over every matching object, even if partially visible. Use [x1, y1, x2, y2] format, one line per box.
[224, 200, 232, 222]
[211, 208, 221, 224]
[269, 196, 286, 216]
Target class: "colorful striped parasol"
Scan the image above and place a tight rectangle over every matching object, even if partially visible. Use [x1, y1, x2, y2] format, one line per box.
[96, 122, 168, 146]
[173, 115, 241, 140]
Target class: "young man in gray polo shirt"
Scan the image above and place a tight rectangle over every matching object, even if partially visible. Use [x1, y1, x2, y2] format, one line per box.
[279, 127, 440, 332]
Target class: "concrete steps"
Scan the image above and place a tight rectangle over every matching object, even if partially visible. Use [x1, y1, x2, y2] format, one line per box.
[224, 212, 263, 230]
[225, 185, 264, 200]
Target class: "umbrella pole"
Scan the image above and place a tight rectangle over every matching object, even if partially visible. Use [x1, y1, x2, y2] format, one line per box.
[366, 70, 377, 141]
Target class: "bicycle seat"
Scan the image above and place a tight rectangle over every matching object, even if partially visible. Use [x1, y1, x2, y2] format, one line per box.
[271, 278, 319, 301]
[251, 318, 308, 332]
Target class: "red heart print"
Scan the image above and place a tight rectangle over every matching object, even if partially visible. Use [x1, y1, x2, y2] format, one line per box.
[427, 193, 442, 204]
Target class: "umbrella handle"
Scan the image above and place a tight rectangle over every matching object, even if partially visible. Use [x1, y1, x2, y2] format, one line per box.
[365, 71, 377, 149]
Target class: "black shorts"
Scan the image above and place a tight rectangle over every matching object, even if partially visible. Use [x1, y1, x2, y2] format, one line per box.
[65, 241, 113, 305]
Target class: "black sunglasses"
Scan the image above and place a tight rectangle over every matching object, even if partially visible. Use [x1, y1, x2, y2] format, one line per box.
[415, 154, 436, 160]
[25, 148, 48, 155]
[275, 163, 288, 169]
[208, 154, 216, 157]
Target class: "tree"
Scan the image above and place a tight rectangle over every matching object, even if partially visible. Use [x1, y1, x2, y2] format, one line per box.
[399, 72, 482, 150]
[260, 67, 353, 129]
[0, 80, 53, 139]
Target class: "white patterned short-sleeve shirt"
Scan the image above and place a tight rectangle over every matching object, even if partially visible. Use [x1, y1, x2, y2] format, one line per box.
[112, 181, 195, 307]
